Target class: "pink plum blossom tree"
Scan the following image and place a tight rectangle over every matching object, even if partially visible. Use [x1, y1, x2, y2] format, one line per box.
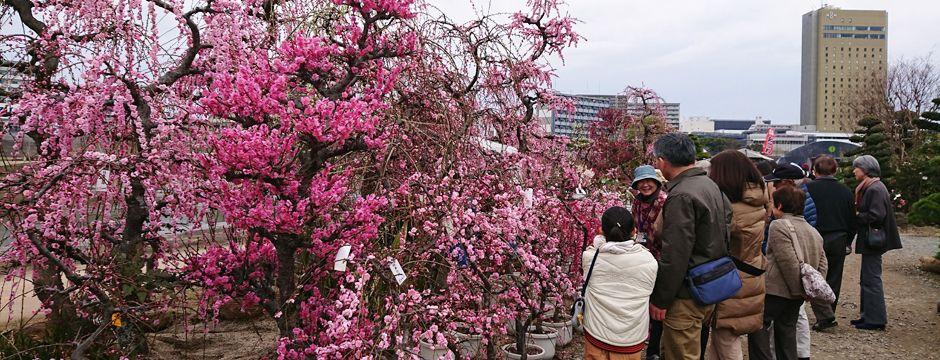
[0, 0, 620, 358]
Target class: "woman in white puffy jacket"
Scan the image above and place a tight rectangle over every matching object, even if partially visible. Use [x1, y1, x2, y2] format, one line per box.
[582, 206, 659, 360]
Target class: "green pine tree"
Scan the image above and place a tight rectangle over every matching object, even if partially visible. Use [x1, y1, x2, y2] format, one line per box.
[688, 134, 712, 160]
[842, 116, 895, 188]
[904, 97, 940, 214]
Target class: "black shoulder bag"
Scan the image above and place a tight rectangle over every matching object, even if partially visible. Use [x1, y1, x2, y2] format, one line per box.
[569, 249, 601, 331]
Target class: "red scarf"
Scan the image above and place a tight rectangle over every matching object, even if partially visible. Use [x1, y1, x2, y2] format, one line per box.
[632, 189, 667, 259]
[854, 177, 879, 208]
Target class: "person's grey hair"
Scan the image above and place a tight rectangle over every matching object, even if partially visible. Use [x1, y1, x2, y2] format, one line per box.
[852, 155, 881, 177]
[653, 133, 696, 166]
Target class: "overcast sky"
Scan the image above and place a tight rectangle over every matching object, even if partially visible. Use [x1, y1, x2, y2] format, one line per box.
[430, 0, 940, 124]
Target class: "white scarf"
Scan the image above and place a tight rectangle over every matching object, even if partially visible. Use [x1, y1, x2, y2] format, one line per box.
[593, 235, 641, 255]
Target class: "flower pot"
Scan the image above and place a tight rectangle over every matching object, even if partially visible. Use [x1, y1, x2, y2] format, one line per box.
[505, 318, 531, 336]
[543, 317, 573, 347]
[419, 340, 454, 360]
[525, 326, 558, 359]
[500, 343, 547, 360]
[452, 327, 483, 358]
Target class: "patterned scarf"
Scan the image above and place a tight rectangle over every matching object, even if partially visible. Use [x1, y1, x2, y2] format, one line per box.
[854, 177, 879, 208]
[632, 189, 667, 259]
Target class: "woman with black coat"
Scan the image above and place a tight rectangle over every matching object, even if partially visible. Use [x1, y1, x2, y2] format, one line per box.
[850, 155, 902, 331]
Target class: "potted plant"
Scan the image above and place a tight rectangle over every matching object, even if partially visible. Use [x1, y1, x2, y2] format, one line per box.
[419, 340, 454, 360]
[500, 343, 546, 360]
[451, 323, 483, 358]
[541, 307, 574, 347]
[525, 324, 558, 359]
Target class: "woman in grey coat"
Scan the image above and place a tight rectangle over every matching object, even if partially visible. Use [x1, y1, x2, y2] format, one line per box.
[851, 155, 902, 330]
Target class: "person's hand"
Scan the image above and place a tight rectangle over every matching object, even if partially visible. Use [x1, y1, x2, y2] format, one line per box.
[650, 303, 667, 321]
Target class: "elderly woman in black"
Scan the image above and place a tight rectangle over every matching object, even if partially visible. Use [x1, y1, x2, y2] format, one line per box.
[850, 155, 902, 330]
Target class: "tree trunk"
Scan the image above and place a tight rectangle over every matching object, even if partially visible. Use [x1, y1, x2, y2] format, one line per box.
[32, 259, 78, 331]
[275, 241, 300, 337]
[112, 178, 150, 355]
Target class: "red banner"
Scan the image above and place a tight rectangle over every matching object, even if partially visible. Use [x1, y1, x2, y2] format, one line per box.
[761, 128, 776, 156]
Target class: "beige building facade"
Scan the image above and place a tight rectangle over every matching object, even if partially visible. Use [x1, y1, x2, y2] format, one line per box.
[800, 7, 887, 133]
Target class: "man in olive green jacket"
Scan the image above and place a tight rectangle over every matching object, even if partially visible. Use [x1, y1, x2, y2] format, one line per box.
[649, 133, 733, 360]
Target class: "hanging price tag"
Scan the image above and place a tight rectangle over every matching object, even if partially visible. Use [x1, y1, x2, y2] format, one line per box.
[389, 258, 407, 285]
[523, 188, 534, 208]
[571, 186, 587, 200]
[443, 218, 456, 237]
[334, 244, 352, 272]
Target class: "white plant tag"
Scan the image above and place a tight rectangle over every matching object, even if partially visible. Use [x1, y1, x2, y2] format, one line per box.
[523, 188, 534, 208]
[571, 186, 587, 200]
[443, 218, 456, 238]
[389, 258, 407, 285]
[334, 245, 352, 272]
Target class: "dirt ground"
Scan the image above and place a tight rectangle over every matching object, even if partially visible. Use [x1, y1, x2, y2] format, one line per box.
[559, 232, 940, 360]
[148, 317, 279, 360]
[804, 234, 940, 360]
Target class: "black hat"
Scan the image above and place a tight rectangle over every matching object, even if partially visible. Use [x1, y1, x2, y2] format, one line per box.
[763, 162, 806, 182]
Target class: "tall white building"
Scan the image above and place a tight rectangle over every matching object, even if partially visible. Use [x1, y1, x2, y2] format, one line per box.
[540, 94, 610, 138]
[540, 93, 680, 138]
[579, 94, 681, 129]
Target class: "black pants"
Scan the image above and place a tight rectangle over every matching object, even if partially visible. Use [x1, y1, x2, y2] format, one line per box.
[647, 319, 663, 359]
[748, 295, 804, 360]
[860, 253, 887, 325]
[811, 231, 847, 323]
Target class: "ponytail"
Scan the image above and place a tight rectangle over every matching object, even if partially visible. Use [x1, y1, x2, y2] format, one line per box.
[607, 226, 627, 242]
[601, 206, 635, 242]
